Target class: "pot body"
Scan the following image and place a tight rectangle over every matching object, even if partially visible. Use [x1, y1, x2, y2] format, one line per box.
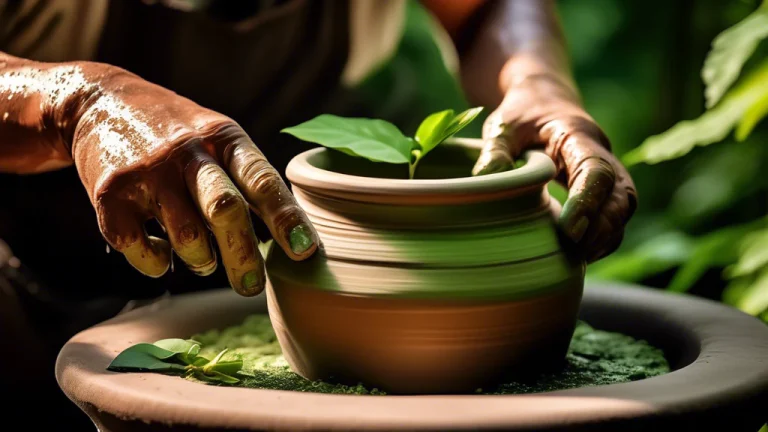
[266, 145, 585, 394]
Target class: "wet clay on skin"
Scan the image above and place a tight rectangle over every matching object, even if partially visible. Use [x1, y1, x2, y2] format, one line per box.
[0, 53, 317, 295]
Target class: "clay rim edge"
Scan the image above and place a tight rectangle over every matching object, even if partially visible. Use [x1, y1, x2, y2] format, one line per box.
[285, 138, 557, 201]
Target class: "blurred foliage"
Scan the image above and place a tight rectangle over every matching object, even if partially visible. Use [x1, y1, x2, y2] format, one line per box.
[623, 60, 768, 165]
[702, 1, 768, 108]
[576, 0, 768, 321]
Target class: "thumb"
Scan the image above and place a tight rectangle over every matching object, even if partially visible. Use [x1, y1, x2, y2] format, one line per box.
[472, 136, 515, 176]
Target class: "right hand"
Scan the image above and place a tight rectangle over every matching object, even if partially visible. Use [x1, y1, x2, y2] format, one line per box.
[0, 58, 319, 296]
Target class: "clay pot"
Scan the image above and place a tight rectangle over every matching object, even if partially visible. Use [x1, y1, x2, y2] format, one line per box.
[265, 139, 585, 394]
[55, 283, 768, 431]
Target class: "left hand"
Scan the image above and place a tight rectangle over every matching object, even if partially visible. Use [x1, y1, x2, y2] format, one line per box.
[473, 73, 637, 263]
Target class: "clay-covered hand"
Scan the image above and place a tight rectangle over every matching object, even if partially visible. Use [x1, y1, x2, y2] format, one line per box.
[0, 59, 318, 295]
[473, 74, 637, 262]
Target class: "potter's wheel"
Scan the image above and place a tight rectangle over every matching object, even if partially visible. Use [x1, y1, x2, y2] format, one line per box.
[56, 282, 768, 431]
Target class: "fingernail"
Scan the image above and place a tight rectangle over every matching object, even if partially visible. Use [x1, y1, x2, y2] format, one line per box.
[570, 216, 590, 243]
[289, 224, 314, 255]
[241, 269, 263, 292]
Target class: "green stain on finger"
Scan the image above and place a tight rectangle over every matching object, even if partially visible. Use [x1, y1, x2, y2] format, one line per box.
[289, 224, 314, 254]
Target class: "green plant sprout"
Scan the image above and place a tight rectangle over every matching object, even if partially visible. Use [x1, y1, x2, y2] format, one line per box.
[107, 338, 243, 384]
[281, 107, 484, 179]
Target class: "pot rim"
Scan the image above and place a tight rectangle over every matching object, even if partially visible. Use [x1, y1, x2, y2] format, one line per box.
[285, 138, 556, 202]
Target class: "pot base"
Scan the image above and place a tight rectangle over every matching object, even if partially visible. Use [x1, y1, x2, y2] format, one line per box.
[267, 282, 583, 394]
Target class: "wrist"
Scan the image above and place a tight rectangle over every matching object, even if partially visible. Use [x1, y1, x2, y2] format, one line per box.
[499, 53, 576, 95]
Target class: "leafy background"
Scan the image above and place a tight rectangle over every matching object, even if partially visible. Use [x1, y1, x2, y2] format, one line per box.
[361, 0, 768, 325]
[564, 0, 768, 323]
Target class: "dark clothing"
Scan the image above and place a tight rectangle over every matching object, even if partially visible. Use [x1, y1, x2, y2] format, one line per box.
[0, 1, 363, 426]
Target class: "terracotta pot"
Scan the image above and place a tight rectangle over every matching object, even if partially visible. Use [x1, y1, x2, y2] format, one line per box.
[266, 139, 585, 394]
[55, 283, 768, 431]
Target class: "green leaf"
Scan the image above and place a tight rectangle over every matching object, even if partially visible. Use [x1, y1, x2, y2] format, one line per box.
[702, 1, 768, 108]
[734, 269, 768, 316]
[414, 109, 454, 156]
[587, 231, 692, 283]
[410, 107, 483, 179]
[186, 343, 201, 358]
[193, 370, 240, 384]
[282, 115, 412, 164]
[153, 339, 200, 355]
[625, 59, 768, 166]
[724, 275, 752, 307]
[203, 348, 231, 374]
[153, 338, 202, 365]
[443, 107, 484, 138]
[107, 344, 187, 373]
[666, 221, 762, 293]
[725, 227, 768, 278]
[667, 138, 764, 224]
[208, 371, 240, 384]
[735, 90, 768, 140]
[117, 343, 176, 360]
[209, 360, 243, 376]
[191, 356, 210, 367]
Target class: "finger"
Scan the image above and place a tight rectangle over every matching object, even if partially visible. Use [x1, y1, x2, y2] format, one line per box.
[473, 111, 519, 176]
[155, 180, 217, 276]
[472, 136, 516, 176]
[186, 151, 264, 296]
[580, 164, 637, 262]
[557, 135, 617, 243]
[581, 204, 626, 263]
[221, 131, 318, 261]
[585, 221, 625, 263]
[96, 198, 171, 277]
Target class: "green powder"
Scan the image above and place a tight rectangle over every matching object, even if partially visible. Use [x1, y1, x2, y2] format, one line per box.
[190, 315, 669, 395]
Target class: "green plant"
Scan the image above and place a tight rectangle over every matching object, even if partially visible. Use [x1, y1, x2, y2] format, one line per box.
[107, 338, 244, 384]
[593, 0, 768, 321]
[282, 107, 483, 179]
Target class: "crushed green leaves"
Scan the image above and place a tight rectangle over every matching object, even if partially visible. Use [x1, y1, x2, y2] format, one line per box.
[188, 315, 669, 395]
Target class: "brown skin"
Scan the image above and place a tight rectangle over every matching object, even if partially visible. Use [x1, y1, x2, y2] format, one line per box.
[425, 0, 638, 262]
[0, 1, 634, 294]
[0, 53, 318, 296]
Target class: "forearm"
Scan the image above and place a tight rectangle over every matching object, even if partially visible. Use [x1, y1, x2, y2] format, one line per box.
[460, 0, 578, 108]
[0, 52, 97, 174]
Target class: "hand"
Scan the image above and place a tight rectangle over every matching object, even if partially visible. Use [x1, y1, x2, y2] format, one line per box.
[473, 74, 637, 262]
[65, 64, 318, 295]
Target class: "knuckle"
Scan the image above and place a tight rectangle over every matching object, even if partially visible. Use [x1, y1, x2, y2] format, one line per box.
[176, 222, 202, 245]
[208, 119, 244, 139]
[271, 205, 303, 231]
[207, 189, 247, 224]
[571, 156, 616, 190]
[247, 162, 283, 198]
[95, 198, 139, 250]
